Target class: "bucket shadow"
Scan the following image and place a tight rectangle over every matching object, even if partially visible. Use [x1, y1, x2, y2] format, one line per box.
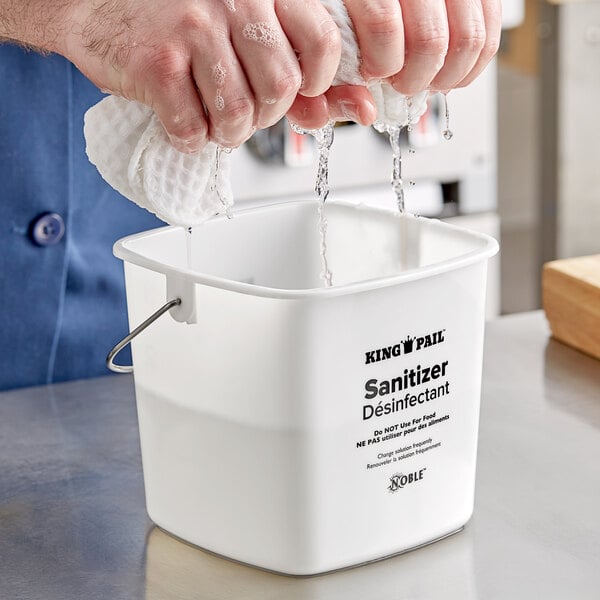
[543, 338, 600, 430]
[143, 525, 478, 600]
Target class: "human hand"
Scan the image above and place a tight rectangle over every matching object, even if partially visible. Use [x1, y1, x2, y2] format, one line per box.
[58, 0, 341, 152]
[288, 0, 502, 129]
[345, 0, 502, 94]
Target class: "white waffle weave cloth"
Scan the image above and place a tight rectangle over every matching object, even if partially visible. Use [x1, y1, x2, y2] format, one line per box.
[84, 0, 429, 227]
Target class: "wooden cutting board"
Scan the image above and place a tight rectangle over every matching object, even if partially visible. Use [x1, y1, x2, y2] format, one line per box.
[543, 254, 600, 361]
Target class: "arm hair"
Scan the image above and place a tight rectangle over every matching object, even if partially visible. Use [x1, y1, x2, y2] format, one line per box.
[0, 0, 72, 52]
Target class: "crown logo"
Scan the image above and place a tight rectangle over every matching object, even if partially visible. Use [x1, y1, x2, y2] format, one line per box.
[402, 336, 415, 353]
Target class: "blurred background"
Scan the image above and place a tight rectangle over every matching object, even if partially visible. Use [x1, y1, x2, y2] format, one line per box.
[498, 0, 600, 313]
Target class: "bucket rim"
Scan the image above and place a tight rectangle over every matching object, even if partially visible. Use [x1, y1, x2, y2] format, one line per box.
[113, 200, 499, 300]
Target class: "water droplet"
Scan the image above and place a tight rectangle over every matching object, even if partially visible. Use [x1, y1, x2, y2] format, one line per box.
[441, 93, 453, 141]
[289, 122, 308, 136]
[211, 146, 234, 219]
[185, 226, 193, 270]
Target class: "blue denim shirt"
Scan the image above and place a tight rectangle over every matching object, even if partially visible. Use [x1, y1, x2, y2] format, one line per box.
[0, 45, 163, 390]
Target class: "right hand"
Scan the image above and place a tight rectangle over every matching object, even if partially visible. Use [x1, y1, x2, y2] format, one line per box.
[59, 0, 342, 152]
[289, 0, 502, 130]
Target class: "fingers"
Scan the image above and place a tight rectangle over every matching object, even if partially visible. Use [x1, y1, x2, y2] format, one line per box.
[343, 0, 405, 79]
[454, 0, 502, 88]
[211, 0, 343, 142]
[230, 8, 303, 131]
[197, 0, 500, 147]
[287, 95, 330, 130]
[428, 0, 486, 91]
[391, 0, 501, 95]
[142, 47, 209, 154]
[276, 0, 341, 97]
[191, 47, 255, 148]
[71, 0, 500, 157]
[391, 0, 450, 95]
[287, 86, 377, 130]
[132, 2, 344, 152]
[324, 86, 378, 125]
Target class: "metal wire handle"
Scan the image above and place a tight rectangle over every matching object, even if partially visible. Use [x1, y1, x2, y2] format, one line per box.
[106, 298, 182, 374]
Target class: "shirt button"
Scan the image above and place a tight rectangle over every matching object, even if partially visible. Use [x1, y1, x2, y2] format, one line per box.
[30, 213, 66, 247]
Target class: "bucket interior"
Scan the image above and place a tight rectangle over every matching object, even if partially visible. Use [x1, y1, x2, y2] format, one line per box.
[119, 202, 492, 291]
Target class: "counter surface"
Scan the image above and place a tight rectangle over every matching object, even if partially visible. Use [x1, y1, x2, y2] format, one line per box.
[1, 312, 599, 599]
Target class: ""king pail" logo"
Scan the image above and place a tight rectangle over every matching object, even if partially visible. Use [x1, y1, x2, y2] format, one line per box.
[365, 330, 445, 365]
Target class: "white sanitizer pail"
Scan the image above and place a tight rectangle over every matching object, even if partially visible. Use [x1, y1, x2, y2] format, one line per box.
[113, 201, 498, 576]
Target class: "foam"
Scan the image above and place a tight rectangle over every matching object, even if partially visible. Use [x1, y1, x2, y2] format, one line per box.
[242, 23, 282, 49]
[215, 91, 225, 111]
[212, 62, 227, 86]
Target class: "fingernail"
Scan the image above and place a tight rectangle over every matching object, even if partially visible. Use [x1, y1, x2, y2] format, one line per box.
[364, 98, 378, 124]
[337, 100, 359, 122]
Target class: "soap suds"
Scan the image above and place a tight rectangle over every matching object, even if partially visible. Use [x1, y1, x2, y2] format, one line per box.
[212, 62, 227, 86]
[243, 23, 282, 49]
[215, 90, 225, 111]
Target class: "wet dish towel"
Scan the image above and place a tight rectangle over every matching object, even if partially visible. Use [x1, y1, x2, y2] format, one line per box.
[85, 98, 230, 227]
[84, 0, 429, 227]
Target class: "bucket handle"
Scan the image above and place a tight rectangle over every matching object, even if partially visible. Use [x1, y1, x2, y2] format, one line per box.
[106, 298, 182, 374]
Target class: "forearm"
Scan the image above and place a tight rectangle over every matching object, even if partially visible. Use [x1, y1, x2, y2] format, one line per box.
[0, 0, 72, 53]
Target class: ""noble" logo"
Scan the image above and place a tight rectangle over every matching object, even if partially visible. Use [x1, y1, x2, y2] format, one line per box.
[388, 468, 427, 492]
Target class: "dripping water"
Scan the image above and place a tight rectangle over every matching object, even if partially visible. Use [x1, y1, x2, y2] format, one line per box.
[186, 226, 193, 270]
[290, 121, 334, 287]
[311, 122, 334, 288]
[442, 93, 453, 141]
[212, 146, 234, 219]
[185, 147, 232, 272]
[389, 125, 405, 213]
[373, 120, 406, 214]
[373, 94, 422, 269]
[372, 119, 409, 270]
[406, 96, 414, 133]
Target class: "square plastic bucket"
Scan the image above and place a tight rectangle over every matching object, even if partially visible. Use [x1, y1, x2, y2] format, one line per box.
[113, 200, 498, 576]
